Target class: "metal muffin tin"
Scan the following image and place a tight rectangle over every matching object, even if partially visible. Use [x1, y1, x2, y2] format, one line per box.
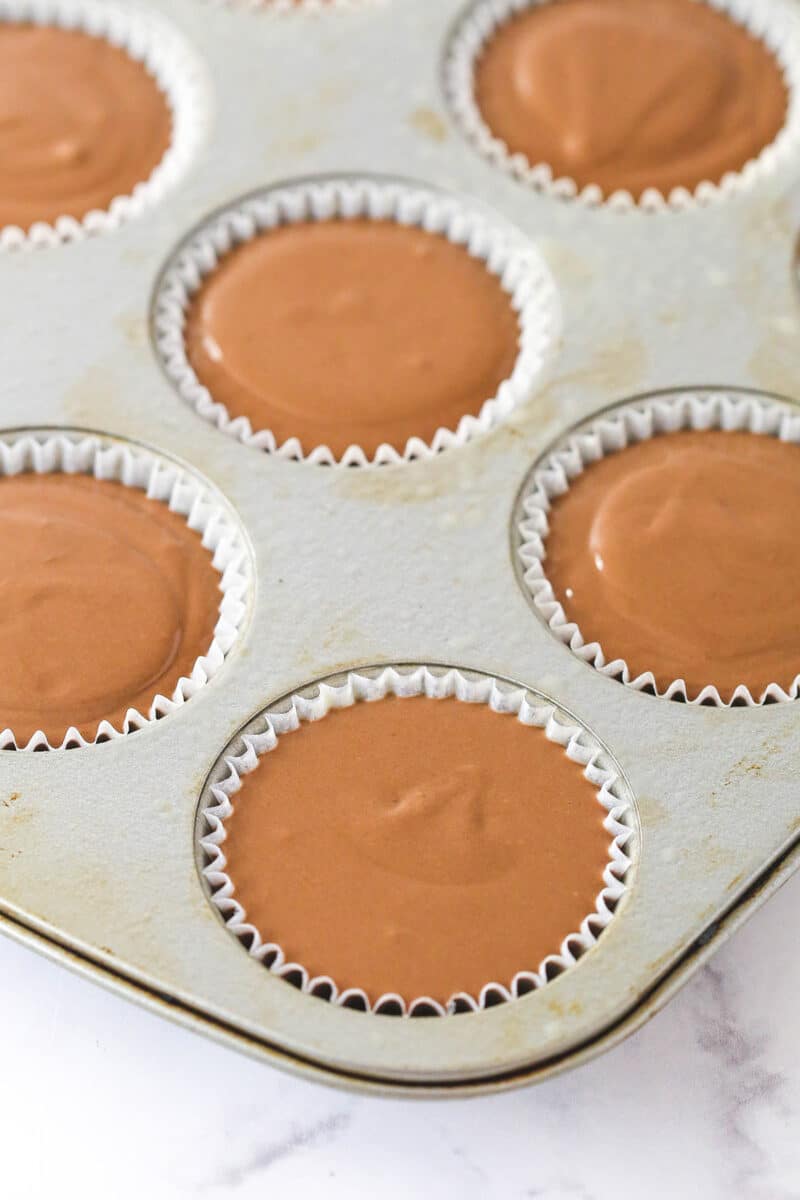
[1, 0, 799, 1096]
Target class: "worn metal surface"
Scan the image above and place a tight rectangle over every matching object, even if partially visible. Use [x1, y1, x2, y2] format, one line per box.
[0, 0, 798, 1093]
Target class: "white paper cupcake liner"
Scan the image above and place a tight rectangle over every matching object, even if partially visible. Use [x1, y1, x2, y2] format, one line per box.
[517, 389, 800, 705]
[0, 431, 251, 750]
[0, 0, 209, 249]
[152, 175, 562, 465]
[198, 664, 633, 1017]
[443, 0, 800, 213]
[207, 0, 381, 11]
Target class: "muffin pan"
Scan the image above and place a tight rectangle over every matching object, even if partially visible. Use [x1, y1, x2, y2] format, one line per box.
[0, 0, 799, 1095]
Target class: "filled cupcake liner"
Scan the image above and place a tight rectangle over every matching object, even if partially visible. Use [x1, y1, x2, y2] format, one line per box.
[0, 432, 250, 750]
[198, 664, 633, 1018]
[443, 0, 800, 213]
[518, 389, 800, 704]
[0, 0, 209, 249]
[152, 175, 562, 465]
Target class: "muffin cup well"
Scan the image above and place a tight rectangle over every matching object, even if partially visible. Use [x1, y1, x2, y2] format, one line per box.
[443, 0, 800, 213]
[198, 664, 633, 1017]
[152, 175, 561, 465]
[0, 0, 209, 249]
[517, 390, 800, 704]
[0, 431, 250, 750]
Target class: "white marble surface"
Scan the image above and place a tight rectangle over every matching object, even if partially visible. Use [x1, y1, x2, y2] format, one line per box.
[2, 872, 800, 1200]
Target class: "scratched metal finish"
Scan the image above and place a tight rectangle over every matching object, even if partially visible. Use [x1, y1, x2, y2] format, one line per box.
[0, 0, 798, 1092]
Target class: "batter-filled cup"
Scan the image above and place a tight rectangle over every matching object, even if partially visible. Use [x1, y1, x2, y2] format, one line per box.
[0, 0, 207, 248]
[198, 666, 632, 1016]
[153, 177, 561, 465]
[0, 432, 250, 749]
[444, 0, 800, 210]
[517, 390, 800, 704]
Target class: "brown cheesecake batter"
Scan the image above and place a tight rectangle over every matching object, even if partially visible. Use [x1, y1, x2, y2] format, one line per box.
[0, 23, 172, 230]
[222, 694, 611, 1004]
[184, 219, 520, 458]
[474, 0, 787, 199]
[0, 473, 221, 744]
[543, 429, 800, 699]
